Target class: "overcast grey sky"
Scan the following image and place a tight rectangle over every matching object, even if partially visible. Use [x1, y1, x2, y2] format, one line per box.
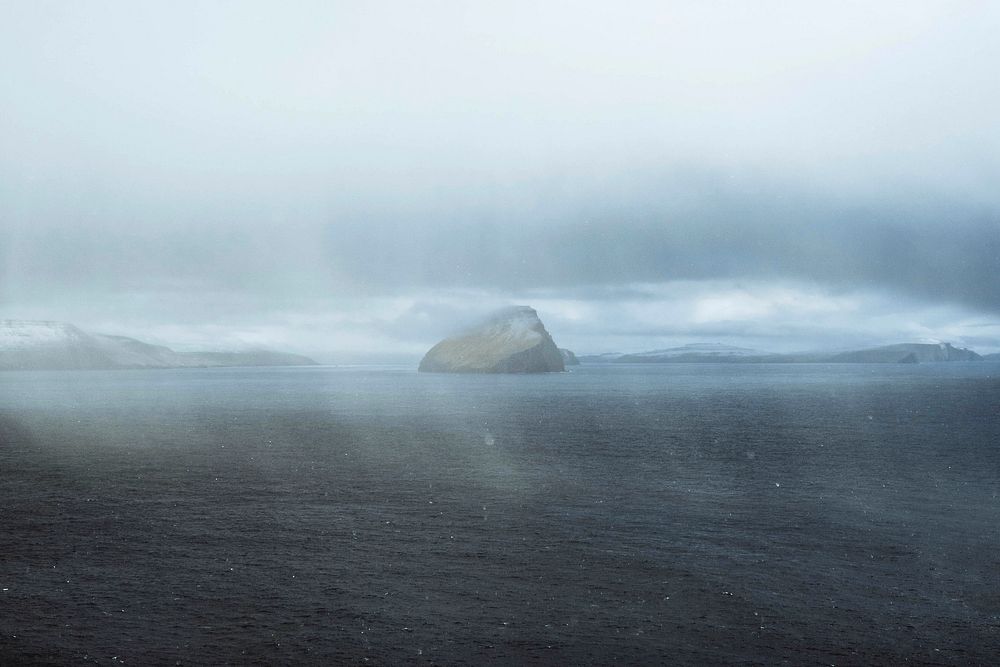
[2, 1, 999, 359]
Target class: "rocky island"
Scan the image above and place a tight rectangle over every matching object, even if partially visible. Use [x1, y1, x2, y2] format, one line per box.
[418, 306, 565, 373]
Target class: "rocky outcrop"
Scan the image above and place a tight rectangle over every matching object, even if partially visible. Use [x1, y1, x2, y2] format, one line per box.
[418, 306, 565, 373]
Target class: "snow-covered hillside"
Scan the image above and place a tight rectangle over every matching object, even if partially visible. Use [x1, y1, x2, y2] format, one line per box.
[0, 320, 91, 349]
[0, 320, 317, 370]
[625, 343, 772, 359]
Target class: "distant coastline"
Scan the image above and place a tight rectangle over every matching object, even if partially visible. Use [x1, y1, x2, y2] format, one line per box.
[578, 342, 985, 364]
[0, 320, 317, 371]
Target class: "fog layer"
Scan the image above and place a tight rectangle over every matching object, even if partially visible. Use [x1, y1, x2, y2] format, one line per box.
[2, 2, 999, 357]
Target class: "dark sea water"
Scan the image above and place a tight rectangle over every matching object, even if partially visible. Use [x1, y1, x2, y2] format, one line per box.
[1, 363, 999, 665]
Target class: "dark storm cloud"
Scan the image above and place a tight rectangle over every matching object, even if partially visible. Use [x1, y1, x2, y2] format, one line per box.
[5, 174, 997, 314]
[320, 176, 1000, 313]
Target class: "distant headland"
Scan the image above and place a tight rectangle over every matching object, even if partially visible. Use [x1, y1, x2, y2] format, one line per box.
[0, 320, 317, 370]
[578, 342, 984, 364]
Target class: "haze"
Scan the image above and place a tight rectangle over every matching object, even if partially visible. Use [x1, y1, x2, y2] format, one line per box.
[2, 1, 999, 360]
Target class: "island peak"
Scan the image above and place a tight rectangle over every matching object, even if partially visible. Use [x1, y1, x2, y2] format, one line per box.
[418, 306, 565, 373]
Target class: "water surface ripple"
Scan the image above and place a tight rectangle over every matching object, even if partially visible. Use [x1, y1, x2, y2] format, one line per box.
[1, 363, 999, 664]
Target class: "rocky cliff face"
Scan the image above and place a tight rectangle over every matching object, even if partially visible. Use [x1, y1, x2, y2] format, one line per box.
[418, 306, 565, 373]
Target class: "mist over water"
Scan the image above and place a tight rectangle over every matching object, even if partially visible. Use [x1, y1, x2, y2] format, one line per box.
[2, 364, 999, 664]
[2, 2, 999, 355]
[3, 2, 1000, 664]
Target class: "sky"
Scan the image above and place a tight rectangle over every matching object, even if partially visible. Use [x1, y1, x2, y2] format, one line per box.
[2, 0, 999, 360]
